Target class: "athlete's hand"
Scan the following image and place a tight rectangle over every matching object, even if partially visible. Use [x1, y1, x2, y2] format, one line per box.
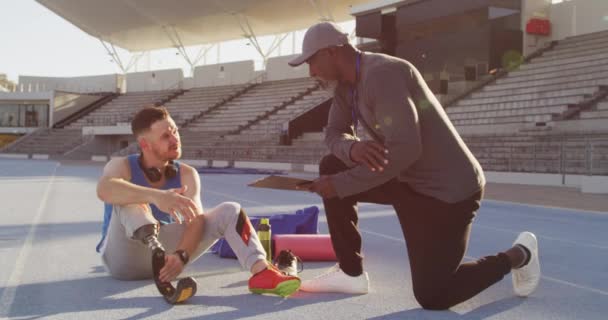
[151, 186, 199, 223]
[350, 141, 389, 172]
[303, 175, 338, 199]
[159, 253, 184, 282]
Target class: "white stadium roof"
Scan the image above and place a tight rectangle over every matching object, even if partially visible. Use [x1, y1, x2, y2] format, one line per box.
[36, 0, 370, 52]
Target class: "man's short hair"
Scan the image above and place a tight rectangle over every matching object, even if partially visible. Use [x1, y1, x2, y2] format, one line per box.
[131, 106, 170, 137]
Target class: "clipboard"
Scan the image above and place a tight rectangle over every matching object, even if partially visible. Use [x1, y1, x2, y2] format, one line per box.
[247, 175, 313, 191]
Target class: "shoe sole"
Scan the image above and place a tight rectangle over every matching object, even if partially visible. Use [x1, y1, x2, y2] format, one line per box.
[250, 279, 301, 297]
[299, 271, 370, 294]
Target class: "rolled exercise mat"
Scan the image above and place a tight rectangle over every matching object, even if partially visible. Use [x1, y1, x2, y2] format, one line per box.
[273, 234, 337, 261]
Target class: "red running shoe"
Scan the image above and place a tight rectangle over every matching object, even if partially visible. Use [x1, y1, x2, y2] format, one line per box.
[248, 265, 301, 297]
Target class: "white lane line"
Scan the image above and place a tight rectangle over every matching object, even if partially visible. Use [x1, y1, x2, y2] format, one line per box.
[474, 224, 608, 250]
[484, 209, 606, 229]
[360, 228, 608, 297]
[355, 209, 608, 250]
[541, 275, 608, 296]
[361, 229, 404, 243]
[0, 163, 59, 315]
[485, 199, 608, 216]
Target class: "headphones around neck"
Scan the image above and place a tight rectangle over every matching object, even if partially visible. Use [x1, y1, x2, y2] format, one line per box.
[138, 154, 178, 183]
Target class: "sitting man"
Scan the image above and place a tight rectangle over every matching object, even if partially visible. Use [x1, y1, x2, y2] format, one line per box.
[95, 106, 300, 301]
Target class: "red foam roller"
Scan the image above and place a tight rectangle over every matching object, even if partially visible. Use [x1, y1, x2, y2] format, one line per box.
[273, 234, 337, 261]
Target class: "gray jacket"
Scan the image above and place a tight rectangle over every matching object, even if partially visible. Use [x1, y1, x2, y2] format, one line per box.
[326, 52, 485, 203]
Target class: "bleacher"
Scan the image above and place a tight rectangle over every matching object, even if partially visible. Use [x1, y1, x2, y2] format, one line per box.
[463, 133, 608, 175]
[198, 129, 607, 176]
[236, 88, 331, 137]
[2, 29, 607, 177]
[107, 77, 327, 158]
[0, 90, 180, 157]
[580, 98, 608, 120]
[2, 128, 83, 155]
[184, 78, 319, 135]
[447, 30, 608, 133]
[197, 31, 608, 171]
[178, 78, 327, 159]
[164, 84, 249, 125]
[181, 143, 328, 165]
[66, 90, 179, 128]
[290, 132, 326, 148]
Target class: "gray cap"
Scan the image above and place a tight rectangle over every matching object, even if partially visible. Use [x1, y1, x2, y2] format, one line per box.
[288, 22, 349, 67]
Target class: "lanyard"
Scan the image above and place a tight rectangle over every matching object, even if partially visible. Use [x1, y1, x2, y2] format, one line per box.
[351, 52, 361, 132]
[349, 52, 384, 144]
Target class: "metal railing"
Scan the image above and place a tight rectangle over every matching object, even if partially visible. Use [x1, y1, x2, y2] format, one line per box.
[182, 135, 608, 175]
[468, 137, 608, 176]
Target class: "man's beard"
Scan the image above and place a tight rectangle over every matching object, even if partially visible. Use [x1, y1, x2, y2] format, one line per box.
[317, 79, 339, 94]
[152, 145, 181, 161]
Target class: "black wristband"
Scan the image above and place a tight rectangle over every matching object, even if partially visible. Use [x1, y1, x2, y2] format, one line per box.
[174, 249, 189, 265]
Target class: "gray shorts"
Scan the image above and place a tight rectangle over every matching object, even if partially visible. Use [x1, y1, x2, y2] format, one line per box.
[100, 201, 265, 280]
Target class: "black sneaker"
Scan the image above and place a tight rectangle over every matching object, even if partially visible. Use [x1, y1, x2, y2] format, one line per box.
[274, 249, 303, 277]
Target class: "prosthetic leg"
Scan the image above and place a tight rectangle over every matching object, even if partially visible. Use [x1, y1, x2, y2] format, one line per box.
[133, 224, 198, 304]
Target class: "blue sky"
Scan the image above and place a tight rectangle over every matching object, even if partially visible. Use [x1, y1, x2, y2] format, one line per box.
[0, 1, 356, 82]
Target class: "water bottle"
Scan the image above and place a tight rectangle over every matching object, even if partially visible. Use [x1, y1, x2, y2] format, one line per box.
[257, 218, 272, 262]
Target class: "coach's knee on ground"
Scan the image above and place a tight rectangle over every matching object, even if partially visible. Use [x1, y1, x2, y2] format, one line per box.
[413, 285, 453, 310]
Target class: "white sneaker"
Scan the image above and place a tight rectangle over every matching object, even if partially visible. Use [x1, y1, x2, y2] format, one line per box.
[512, 232, 541, 297]
[300, 264, 369, 294]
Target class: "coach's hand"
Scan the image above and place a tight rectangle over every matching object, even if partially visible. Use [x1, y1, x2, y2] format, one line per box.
[152, 186, 199, 223]
[350, 141, 388, 172]
[304, 175, 338, 199]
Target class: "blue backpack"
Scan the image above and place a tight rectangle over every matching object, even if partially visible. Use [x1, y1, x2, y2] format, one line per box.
[210, 206, 319, 258]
